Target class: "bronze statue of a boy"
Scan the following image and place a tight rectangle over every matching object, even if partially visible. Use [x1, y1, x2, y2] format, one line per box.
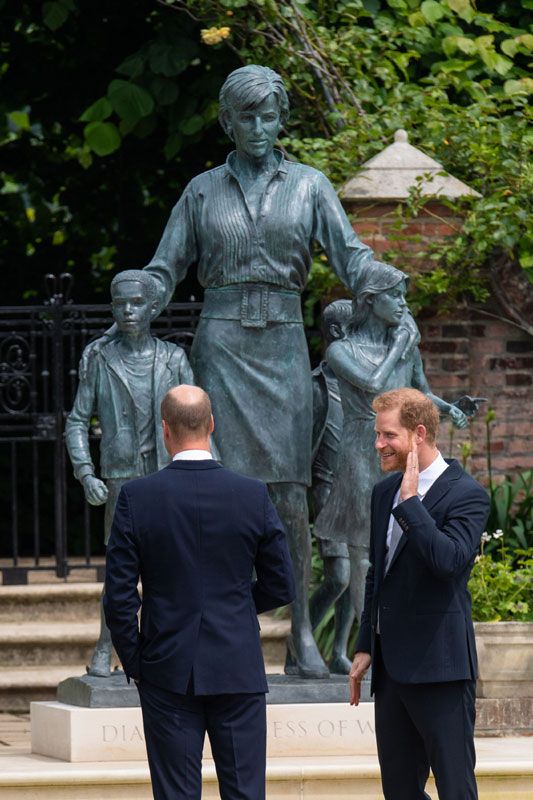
[65, 270, 194, 676]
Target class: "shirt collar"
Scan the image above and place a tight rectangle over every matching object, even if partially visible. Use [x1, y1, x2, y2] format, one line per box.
[172, 449, 213, 461]
[417, 451, 448, 498]
[224, 149, 288, 181]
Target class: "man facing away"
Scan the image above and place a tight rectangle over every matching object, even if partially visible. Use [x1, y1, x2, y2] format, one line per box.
[349, 388, 489, 800]
[104, 385, 295, 800]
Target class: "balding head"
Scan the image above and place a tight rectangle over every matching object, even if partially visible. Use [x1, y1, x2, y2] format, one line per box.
[160, 385, 214, 455]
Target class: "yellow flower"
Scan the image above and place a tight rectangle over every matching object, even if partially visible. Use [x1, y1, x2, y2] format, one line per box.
[201, 26, 231, 45]
[25, 207, 36, 223]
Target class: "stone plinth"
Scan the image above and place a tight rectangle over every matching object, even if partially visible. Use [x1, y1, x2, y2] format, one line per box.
[30, 700, 377, 762]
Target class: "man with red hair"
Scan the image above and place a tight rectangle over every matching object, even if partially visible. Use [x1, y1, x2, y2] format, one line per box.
[350, 388, 489, 800]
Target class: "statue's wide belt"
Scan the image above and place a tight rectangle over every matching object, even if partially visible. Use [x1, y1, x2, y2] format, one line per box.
[201, 284, 302, 328]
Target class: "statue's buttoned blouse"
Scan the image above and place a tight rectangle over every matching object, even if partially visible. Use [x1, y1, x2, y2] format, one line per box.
[146, 150, 373, 303]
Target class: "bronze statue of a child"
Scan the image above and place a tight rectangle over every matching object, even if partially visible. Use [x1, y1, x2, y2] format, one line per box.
[313, 261, 469, 625]
[309, 299, 355, 675]
[65, 269, 194, 677]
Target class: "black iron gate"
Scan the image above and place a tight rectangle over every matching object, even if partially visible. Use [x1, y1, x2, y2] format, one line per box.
[0, 274, 202, 584]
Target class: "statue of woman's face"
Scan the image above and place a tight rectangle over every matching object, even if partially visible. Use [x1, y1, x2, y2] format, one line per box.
[370, 280, 407, 326]
[228, 94, 282, 160]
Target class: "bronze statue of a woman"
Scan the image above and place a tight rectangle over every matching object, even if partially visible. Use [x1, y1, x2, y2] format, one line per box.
[140, 66, 416, 678]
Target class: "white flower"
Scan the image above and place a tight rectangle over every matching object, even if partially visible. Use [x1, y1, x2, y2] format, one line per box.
[481, 532, 492, 542]
[493, 529, 504, 539]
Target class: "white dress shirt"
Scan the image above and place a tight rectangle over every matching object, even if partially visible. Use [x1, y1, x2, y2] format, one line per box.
[385, 451, 449, 552]
[172, 449, 213, 461]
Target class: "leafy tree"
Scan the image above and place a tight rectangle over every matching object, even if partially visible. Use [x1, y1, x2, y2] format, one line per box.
[164, 0, 532, 316]
[1, 1, 237, 303]
[1, 0, 531, 316]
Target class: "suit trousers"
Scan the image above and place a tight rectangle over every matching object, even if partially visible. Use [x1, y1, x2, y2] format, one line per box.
[373, 638, 477, 800]
[138, 679, 266, 800]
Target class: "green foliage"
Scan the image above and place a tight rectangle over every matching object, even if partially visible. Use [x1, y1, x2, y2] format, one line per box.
[75, 15, 222, 162]
[2, 0, 531, 307]
[469, 547, 533, 622]
[483, 407, 533, 557]
[485, 471, 533, 556]
[0, 2, 237, 301]
[181, 0, 532, 314]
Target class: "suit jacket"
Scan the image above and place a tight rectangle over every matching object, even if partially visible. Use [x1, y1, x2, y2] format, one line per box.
[355, 459, 490, 690]
[65, 339, 194, 479]
[103, 459, 295, 694]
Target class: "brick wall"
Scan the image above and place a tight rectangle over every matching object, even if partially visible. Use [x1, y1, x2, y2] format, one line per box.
[347, 202, 533, 483]
[346, 200, 463, 258]
[418, 315, 532, 483]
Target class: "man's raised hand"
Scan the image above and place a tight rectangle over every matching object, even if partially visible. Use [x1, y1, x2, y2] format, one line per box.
[399, 439, 419, 502]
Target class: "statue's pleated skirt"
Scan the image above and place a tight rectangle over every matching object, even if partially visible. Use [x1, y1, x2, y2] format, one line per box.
[190, 316, 312, 485]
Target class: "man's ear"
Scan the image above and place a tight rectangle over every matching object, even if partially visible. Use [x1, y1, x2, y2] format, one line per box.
[209, 414, 215, 435]
[415, 423, 427, 444]
[162, 419, 169, 441]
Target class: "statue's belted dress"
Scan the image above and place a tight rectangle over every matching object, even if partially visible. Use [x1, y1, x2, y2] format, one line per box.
[146, 151, 373, 484]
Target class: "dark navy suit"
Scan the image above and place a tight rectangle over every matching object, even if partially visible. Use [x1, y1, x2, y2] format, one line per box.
[104, 458, 295, 800]
[355, 459, 489, 800]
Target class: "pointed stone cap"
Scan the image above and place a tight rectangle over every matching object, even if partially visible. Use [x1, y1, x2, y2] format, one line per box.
[340, 129, 481, 201]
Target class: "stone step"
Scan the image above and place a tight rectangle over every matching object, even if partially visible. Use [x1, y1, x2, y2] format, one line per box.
[0, 621, 111, 668]
[2, 580, 274, 624]
[1, 737, 532, 799]
[0, 583, 103, 622]
[0, 666, 89, 713]
[0, 612, 289, 712]
[0, 615, 289, 666]
[0, 615, 288, 668]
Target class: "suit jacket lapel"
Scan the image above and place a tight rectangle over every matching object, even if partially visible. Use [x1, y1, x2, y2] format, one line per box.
[387, 522, 408, 573]
[375, 475, 402, 578]
[422, 461, 460, 512]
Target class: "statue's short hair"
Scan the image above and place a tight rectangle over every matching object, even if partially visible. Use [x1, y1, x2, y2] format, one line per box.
[161, 386, 212, 441]
[322, 299, 353, 338]
[219, 65, 290, 136]
[110, 270, 157, 302]
[373, 388, 440, 445]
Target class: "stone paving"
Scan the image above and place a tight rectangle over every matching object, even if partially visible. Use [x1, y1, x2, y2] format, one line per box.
[0, 713, 30, 749]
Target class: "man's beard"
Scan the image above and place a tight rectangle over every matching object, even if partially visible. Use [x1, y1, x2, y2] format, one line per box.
[378, 443, 410, 473]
